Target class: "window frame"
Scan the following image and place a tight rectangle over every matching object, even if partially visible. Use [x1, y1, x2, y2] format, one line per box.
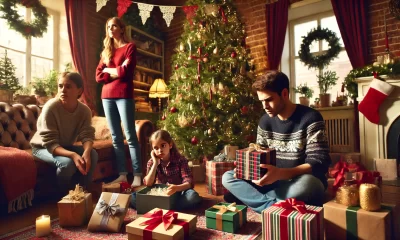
[288, 10, 347, 101]
[0, 7, 59, 87]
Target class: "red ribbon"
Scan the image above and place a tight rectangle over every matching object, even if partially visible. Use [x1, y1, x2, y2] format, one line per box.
[190, 47, 208, 84]
[330, 159, 365, 191]
[354, 170, 382, 186]
[120, 181, 132, 194]
[182, 5, 199, 25]
[219, 6, 228, 24]
[140, 209, 189, 240]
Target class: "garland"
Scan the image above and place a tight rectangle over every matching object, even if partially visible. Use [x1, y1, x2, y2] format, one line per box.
[0, 0, 49, 38]
[298, 26, 341, 70]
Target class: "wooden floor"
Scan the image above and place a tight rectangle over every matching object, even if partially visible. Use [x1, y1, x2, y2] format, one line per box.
[0, 183, 223, 237]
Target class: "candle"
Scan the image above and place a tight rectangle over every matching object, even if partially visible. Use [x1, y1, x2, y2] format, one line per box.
[36, 215, 51, 237]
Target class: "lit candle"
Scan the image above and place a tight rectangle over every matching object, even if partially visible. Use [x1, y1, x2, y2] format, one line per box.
[36, 215, 51, 237]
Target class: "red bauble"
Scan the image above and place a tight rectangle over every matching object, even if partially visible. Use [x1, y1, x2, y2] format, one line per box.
[231, 51, 237, 58]
[191, 136, 199, 145]
[241, 106, 249, 114]
[161, 115, 166, 120]
[175, 64, 179, 70]
[170, 107, 177, 113]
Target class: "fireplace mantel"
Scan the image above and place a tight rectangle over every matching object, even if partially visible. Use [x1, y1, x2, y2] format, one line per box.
[356, 76, 400, 170]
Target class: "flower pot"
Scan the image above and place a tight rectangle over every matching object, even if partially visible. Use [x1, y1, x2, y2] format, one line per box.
[0, 89, 13, 103]
[319, 93, 331, 107]
[299, 97, 310, 107]
[14, 94, 36, 105]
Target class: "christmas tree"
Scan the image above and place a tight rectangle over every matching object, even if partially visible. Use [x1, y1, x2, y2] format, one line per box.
[0, 49, 22, 92]
[160, 0, 262, 161]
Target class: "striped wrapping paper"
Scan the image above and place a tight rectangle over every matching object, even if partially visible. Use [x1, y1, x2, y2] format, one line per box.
[235, 148, 276, 180]
[262, 205, 324, 240]
[206, 160, 235, 195]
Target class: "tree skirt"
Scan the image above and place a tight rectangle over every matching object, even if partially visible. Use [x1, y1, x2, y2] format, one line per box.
[0, 203, 261, 240]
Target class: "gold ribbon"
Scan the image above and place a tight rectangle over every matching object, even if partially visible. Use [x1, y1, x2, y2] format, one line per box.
[244, 143, 266, 179]
[62, 184, 85, 202]
[248, 143, 266, 151]
[212, 203, 243, 231]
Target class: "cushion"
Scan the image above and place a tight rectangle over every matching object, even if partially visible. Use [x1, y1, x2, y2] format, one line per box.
[91, 116, 126, 140]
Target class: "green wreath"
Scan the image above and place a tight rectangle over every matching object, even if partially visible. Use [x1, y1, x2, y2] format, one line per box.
[298, 26, 341, 70]
[0, 0, 49, 38]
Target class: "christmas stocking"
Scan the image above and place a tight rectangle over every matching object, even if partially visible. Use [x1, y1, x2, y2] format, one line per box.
[358, 78, 394, 124]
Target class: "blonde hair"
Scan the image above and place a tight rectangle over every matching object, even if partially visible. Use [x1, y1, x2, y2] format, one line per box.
[149, 130, 179, 154]
[100, 17, 131, 65]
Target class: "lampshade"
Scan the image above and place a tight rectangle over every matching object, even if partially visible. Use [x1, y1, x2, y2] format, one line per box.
[149, 78, 169, 98]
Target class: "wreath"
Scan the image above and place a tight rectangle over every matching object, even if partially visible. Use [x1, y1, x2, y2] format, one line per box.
[298, 26, 341, 70]
[0, 0, 49, 38]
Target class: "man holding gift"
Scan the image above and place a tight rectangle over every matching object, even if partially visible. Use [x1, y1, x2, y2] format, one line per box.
[222, 71, 331, 213]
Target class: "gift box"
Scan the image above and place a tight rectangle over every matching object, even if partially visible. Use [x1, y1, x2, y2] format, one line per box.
[262, 198, 323, 240]
[188, 161, 205, 183]
[136, 184, 179, 214]
[205, 202, 247, 233]
[126, 208, 197, 240]
[206, 160, 235, 195]
[324, 201, 400, 240]
[224, 145, 238, 160]
[236, 144, 276, 180]
[374, 158, 398, 180]
[87, 192, 131, 232]
[58, 184, 93, 227]
[102, 182, 121, 193]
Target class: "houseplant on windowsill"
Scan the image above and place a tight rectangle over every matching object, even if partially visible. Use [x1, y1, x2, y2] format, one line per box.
[293, 83, 313, 107]
[317, 70, 338, 107]
[31, 69, 58, 105]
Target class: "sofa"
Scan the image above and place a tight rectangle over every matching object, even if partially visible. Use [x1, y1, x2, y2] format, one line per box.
[0, 102, 154, 212]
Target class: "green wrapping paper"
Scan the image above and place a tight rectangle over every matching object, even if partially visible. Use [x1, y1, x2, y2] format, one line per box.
[205, 202, 247, 233]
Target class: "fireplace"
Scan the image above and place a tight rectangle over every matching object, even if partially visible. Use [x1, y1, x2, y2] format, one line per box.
[356, 77, 400, 172]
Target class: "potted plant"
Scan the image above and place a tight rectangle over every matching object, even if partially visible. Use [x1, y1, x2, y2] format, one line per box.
[293, 84, 313, 107]
[0, 50, 22, 103]
[316, 70, 338, 107]
[31, 69, 59, 105]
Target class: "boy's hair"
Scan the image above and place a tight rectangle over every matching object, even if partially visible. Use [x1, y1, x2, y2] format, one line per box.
[60, 72, 84, 98]
[252, 70, 290, 96]
[149, 130, 179, 153]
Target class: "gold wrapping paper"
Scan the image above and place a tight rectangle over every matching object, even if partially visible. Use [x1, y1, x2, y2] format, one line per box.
[359, 183, 381, 211]
[58, 190, 93, 227]
[102, 182, 121, 193]
[335, 185, 359, 206]
[126, 208, 197, 240]
[212, 203, 243, 231]
[87, 192, 131, 232]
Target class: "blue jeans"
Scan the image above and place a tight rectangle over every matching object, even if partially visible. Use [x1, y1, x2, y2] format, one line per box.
[222, 170, 325, 213]
[102, 99, 141, 176]
[32, 146, 98, 192]
[130, 189, 202, 211]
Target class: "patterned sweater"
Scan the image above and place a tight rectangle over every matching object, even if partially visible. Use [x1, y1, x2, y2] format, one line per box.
[256, 104, 331, 188]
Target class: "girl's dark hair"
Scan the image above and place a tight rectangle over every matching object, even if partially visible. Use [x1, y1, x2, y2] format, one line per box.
[149, 130, 179, 153]
[252, 70, 290, 96]
[60, 72, 84, 98]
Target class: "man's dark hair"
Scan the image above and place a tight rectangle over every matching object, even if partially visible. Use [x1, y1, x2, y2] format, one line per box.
[252, 70, 290, 96]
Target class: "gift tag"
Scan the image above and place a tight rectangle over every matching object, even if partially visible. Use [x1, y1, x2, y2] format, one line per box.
[374, 158, 397, 180]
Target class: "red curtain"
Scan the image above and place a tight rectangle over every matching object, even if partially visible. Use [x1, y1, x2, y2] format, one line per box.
[266, 0, 289, 70]
[65, 0, 96, 112]
[331, 0, 369, 68]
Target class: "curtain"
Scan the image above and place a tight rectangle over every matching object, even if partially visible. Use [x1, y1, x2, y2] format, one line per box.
[266, 0, 289, 70]
[331, 0, 369, 68]
[65, 0, 96, 112]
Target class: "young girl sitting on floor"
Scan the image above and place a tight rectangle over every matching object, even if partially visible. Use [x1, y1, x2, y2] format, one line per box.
[130, 130, 202, 210]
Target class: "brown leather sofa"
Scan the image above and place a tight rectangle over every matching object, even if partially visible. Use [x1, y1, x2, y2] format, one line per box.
[0, 102, 154, 209]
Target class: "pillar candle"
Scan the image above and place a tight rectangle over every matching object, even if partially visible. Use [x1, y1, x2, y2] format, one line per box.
[36, 215, 51, 237]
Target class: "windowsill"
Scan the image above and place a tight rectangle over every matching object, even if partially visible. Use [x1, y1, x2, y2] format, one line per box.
[314, 105, 354, 111]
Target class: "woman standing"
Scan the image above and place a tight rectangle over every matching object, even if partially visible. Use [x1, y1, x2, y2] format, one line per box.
[96, 17, 142, 187]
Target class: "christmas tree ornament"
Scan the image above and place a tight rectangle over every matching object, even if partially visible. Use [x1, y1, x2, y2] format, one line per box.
[213, 117, 219, 123]
[192, 116, 197, 125]
[178, 115, 189, 127]
[203, 57, 208, 63]
[191, 136, 199, 145]
[218, 82, 224, 91]
[159, 6, 176, 27]
[231, 51, 237, 58]
[170, 106, 177, 113]
[137, 3, 154, 25]
[179, 43, 185, 51]
[161, 115, 166, 120]
[175, 64, 179, 70]
[213, 47, 218, 55]
[207, 128, 213, 135]
[241, 106, 249, 114]
[182, 5, 199, 25]
[230, 96, 236, 104]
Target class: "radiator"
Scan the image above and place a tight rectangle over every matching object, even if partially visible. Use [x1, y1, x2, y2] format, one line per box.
[324, 118, 354, 153]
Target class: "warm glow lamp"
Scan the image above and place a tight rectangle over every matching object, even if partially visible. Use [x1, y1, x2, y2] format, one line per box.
[149, 78, 169, 112]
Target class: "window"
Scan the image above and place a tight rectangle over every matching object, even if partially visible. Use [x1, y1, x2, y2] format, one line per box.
[289, 12, 352, 104]
[0, 5, 57, 87]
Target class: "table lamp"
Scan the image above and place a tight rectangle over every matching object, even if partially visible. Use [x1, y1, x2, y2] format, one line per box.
[149, 78, 169, 112]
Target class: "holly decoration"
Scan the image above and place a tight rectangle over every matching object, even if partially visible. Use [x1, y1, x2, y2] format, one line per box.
[0, 0, 49, 38]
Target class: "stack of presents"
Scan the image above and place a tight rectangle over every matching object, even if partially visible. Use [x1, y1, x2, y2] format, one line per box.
[55, 144, 399, 239]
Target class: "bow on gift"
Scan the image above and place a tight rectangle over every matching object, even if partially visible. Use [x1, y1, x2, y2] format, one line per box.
[213, 202, 238, 214]
[96, 199, 124, 216]
[330, 159, 365, 191]
[62, 184, 85, 201]
[212, 203, 243, 230]
[248, 143, 267, 152]
[273, 198, 318, 214]
[354, 170, 382, 186]
[140, 209, 178, 230]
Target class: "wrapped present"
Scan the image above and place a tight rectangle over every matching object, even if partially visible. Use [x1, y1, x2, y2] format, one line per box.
[188, 161, 205, 183]
[224, 145, 238, 160]
[236, 143, 276, 180]
[126, 208, 197, 240]
[58, 184, 93, 227]
[374, 158, 398, 180]
[206, 160, 235, 195]
[87, 192, 131, 232]
[262, 198, 323, 240]
[205, 202, 247, 233]
[324, 201, 400, 240]
[136, 184, 179, 214]
[102, 182, 121, 193]
[330, 161, 366, 191]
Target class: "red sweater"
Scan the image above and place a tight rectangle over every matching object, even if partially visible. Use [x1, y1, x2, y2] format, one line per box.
[95, 42, 136, 99]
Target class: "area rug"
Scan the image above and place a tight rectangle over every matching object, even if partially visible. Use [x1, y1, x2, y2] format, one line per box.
[0, 201, 262, 240]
